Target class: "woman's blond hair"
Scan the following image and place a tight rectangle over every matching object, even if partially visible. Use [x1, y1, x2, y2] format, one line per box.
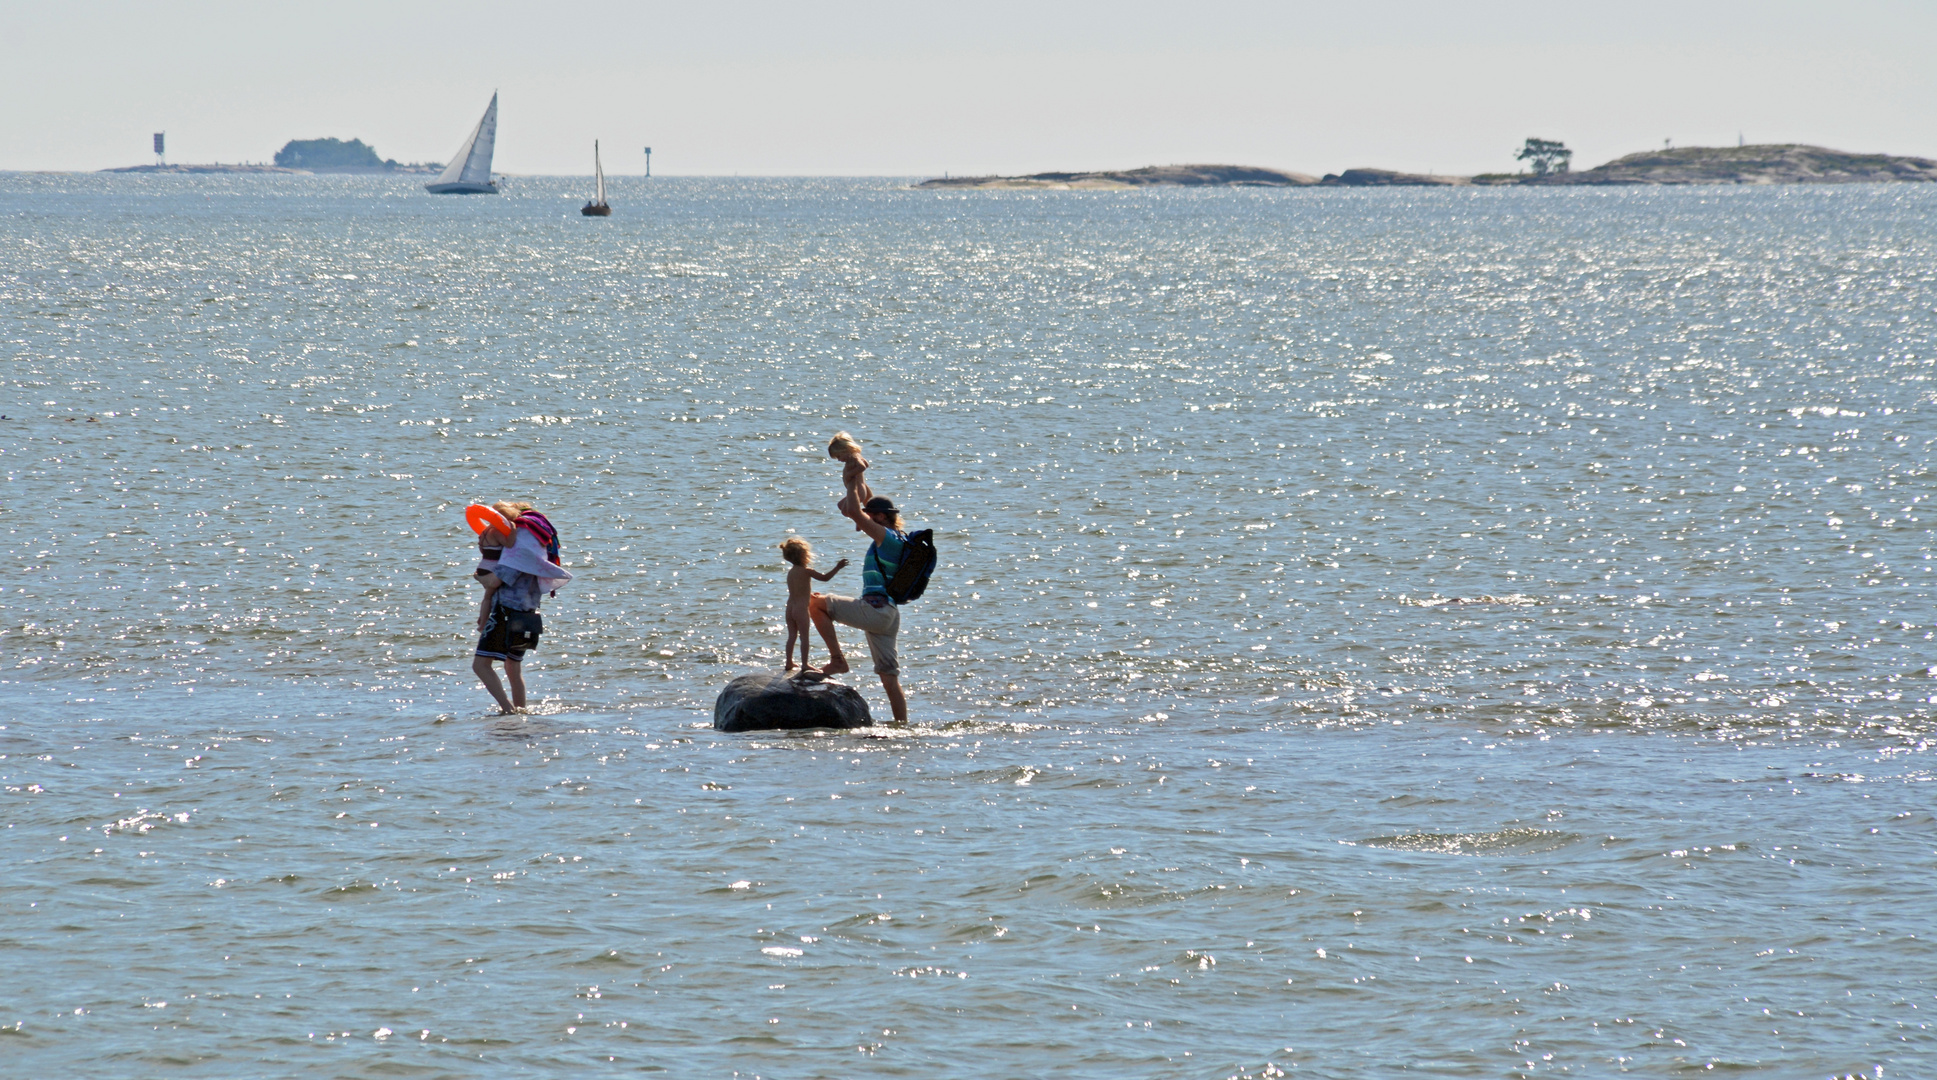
[827, 431, 862, 459]
[779, 536, 812, 567]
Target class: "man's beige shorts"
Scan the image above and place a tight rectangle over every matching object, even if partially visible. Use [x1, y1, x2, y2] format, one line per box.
[821, 594, 900, 675]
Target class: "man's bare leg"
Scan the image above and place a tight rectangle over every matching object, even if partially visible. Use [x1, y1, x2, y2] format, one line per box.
[505, 659, 526, 711]
[808, 594, 851, 675]
[472, 655, 515, 714]
[878, 671, 908, 725]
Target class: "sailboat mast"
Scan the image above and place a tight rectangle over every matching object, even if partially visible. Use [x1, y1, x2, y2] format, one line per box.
[595, 140, 605, 204]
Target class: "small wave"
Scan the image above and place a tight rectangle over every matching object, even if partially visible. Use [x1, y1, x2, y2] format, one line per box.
[1400, 593, 1543, 608]
[894, 965, 967, 979]
[100, 810, 188, 836]
[1357, 826, 1580, 856]
[572, 950, 635, 967]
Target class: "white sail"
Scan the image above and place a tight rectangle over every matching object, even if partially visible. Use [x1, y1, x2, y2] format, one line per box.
[430, 93, 498, 192]
[594, 141, 605, 204]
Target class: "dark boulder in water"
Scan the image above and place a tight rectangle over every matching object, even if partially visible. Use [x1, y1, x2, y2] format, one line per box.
[713, 672, 873, 732]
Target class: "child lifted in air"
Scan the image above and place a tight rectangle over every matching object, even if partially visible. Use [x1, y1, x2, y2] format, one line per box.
[828, 431, 873, 530]
[780, 537, 847, 672]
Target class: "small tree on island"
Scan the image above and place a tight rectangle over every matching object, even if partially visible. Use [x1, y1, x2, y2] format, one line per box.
[274, 138, 385, 170]
[1515, 138, 1573, 176]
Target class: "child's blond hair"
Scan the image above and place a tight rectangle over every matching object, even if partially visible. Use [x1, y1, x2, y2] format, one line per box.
[492, 500, 533, 524]
[779, 536, 812, 567]
[827, 431, 862, 459]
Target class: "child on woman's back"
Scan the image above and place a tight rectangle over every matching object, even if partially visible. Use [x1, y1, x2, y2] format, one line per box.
[474, 499, 530, 625]
[828, 431, 873, 528]
[780, 537, 847, 672]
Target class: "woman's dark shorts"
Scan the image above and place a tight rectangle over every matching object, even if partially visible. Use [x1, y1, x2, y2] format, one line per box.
[475, 604, 527, 663]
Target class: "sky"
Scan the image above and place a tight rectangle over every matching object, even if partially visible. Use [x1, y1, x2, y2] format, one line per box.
[3, 0, 1933, 177]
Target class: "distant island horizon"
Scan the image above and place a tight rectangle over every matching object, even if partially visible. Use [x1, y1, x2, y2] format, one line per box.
[918, 144, 1937, 189]
[102, 136, 440, 175]
[81, 141, 1937, 185]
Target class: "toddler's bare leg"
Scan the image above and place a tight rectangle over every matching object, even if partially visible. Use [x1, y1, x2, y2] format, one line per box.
[842, 472, 874, 530]
[784, 616, 800, 670]
[792, 611, 820, 671]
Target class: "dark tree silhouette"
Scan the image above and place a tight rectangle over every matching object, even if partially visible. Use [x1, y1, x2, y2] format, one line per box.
[1515, 138, 1573, 176]
[274, 138, 385, 169]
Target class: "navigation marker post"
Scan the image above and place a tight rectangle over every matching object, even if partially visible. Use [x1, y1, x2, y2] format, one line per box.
[643, 147, 651, 178]
[153, 132, 165, 166]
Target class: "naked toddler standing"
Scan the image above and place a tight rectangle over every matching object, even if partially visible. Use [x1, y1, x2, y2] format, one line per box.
[780, 537, 847, 671]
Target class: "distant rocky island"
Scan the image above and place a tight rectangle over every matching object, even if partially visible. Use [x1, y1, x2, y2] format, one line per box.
[920, 145, 1937, 190]
[272, 138, 439, 174]
[915, 165, 1474, 189]
[919, 164, 1318, 189]
[103, 137, 439, 175]
[105, 163, 308, 174]
[1492, 144, 1937, 185]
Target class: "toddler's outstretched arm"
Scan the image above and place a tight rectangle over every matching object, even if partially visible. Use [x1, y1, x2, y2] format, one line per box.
[809, 558, 849, 582]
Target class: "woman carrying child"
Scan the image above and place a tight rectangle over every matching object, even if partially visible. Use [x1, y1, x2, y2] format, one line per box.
[472, 502, 572, 714]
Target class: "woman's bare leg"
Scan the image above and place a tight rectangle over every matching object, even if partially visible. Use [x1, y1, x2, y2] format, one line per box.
[505, 659, 526, 710]
[473, 655, 515, 714]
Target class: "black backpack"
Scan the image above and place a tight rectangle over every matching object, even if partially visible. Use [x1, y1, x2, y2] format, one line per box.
[885, 529, 938, 604]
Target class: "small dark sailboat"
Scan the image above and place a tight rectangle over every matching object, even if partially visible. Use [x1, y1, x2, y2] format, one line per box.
[581, 141, 611, 216]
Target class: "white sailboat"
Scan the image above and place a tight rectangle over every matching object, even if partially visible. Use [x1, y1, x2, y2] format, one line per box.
[426, 92, 500, 194]
[581, 141, 611, 216]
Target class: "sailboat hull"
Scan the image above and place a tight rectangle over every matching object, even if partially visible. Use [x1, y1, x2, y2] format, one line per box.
[580, 203, 611, 216]
[426, 181, 499, 194]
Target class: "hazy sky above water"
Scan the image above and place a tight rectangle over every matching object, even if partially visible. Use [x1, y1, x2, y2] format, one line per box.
[4, 0, 1932, 177]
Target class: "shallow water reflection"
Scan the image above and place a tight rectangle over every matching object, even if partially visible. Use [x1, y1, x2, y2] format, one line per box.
[3, 174, 1934, 1075]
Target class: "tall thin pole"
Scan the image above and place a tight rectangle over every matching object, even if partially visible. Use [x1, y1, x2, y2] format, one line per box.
[643, 147, 652, 178]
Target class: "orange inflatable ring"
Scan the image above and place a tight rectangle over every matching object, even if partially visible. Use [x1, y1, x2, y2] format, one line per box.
[466, 504, 513, 536]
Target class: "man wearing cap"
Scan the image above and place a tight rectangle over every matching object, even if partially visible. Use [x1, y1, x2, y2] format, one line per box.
[809, 494, 910, 723]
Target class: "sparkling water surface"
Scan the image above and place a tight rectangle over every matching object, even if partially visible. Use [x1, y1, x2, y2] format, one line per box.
[3, 173, 1935, 1076]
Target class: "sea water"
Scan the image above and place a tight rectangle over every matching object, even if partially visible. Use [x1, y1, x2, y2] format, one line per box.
[2, 173, 1933, 1076]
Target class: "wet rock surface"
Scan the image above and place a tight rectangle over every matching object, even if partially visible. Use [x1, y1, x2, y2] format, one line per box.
[713, 672, 873, 732]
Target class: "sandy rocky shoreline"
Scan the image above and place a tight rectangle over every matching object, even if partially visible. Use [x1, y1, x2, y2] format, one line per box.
[918, 145, 1937, 189]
